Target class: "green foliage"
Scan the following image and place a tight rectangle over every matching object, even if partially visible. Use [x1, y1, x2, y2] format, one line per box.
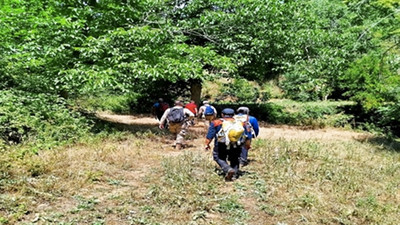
[275, 100, 355, 128]
[169, 0, 301, 80]
[260, 82, 278, 99]
[0, 0, 235, 99]
[0, 90, 92, 150]
[378, 103, 400, 135]
[0, 0, 399, 138]
[340, 51, 400, 110]
[280, 74, 331, 101]
[75, 26, 235, 94]
[76, 93, 139, 114]
[222, 78, 261, 102]
[212, 100, 354, 127]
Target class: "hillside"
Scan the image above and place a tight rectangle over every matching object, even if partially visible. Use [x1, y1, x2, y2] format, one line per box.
[1, 113, 399, 224]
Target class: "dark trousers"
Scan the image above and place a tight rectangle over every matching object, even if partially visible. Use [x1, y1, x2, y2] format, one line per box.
[156, 112, 164, 121]
[240, 146, 248, 164]
[212, 143, 241, 174]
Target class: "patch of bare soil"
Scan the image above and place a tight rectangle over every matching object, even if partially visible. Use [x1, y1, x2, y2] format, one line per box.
[260, 125, 373, 141]
[96, 112, 159, 125]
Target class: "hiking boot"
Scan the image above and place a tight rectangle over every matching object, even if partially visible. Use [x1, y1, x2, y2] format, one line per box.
[240, 161, 248, 167]
[225, 169, 235, 182]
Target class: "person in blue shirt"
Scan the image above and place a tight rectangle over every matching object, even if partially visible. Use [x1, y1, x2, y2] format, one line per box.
[236, 106, 259, 166]
[152, 98, 169, 121]
[205, 108, 252, 181]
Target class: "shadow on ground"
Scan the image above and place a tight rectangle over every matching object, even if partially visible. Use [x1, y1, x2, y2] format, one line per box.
[356, 136, 400, 152]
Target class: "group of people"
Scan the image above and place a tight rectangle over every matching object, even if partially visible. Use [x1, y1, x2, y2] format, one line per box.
[152, 99, 259, 181]
[205, 106, 259, 181]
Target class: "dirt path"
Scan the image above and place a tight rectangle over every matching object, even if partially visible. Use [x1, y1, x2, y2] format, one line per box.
[96, 112, 372, 142]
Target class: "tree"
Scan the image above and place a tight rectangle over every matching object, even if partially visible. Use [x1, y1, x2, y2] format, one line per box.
[0, 0, 235, 101]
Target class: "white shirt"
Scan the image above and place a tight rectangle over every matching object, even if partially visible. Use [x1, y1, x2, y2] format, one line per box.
[160, 106, 194, 125]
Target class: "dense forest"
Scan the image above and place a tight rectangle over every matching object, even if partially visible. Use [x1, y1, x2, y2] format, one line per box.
[1, 0, 399, 148]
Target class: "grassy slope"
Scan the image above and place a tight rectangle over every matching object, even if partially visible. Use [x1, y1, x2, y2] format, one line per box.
[1, 116, 400, 225]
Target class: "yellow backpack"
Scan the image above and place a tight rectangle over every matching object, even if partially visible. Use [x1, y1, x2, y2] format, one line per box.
[217, 119, 245, 146]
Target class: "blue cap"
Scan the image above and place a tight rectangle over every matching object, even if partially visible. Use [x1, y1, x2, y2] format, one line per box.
[221, 108, 235, 116]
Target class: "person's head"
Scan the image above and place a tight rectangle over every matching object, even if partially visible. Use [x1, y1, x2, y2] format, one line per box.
[203, 100, 209, 105]
[237, 106, 250, 115]
[174, 100, 183, 106]
[190, 100, 195, 103]
[158, 98, 164, 103]
[221, 108, 235, 118]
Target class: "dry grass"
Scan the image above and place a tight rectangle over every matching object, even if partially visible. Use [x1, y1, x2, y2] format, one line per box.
[1, 114, 399, 224]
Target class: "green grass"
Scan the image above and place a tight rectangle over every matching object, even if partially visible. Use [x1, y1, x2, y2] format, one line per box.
[74, 94, 136, 114]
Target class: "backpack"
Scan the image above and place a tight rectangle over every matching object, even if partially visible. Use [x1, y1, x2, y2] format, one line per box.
[234, 114, 254, 137]
[217, 119, 245, 146]
[167, 108, 185, 123]
[204, 105, 214, 116]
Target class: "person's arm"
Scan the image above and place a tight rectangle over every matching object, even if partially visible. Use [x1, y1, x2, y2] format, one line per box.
[205, 121, 216, 150]
[212, 106, 217, 117]
[184, 108, 194, 118]
[250, 116, 259, 137]
[243, 122, 252, 150]
[198, 106, 204, 118]
[159, 108, 170, 129]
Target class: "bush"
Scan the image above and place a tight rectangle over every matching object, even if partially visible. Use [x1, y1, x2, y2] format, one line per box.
[280, 72, 332, 102]
[350, 103, 400, 137]
[222, 78, 262, 102]
[0, 90, 92, 151]
[212, 100, 354, 127]
[378, 103, 400, 136]
[76, 93, 139, 114]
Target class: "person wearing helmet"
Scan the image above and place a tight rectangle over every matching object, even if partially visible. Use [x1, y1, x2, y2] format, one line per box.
[235, 106, 259, 166]
[205, 108, 251, 181]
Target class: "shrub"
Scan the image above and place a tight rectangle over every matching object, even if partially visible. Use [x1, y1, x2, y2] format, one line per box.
[0, 90, 92, 151]
[222, 78, 262, 102]
[76, 93, 139, 114]
[212, 100, 354, 127]
[280, 72, 332, 102]
[378, 103, 400, 136]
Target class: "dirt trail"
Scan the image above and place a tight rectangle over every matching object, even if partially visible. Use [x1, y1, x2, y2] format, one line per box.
[96, 112, 372, 142]
[97, 113, 159, 125]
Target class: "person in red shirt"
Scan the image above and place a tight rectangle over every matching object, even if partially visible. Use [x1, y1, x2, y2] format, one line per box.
[185, 100, 198, 116]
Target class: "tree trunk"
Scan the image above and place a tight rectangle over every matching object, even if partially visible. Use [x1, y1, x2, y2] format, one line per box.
[190, 81, 202, 106]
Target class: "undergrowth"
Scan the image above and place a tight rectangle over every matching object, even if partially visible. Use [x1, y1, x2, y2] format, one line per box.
[0, 90, 92, 152]
[74, 93, 138, 114]
[213, 100, 355, 128]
